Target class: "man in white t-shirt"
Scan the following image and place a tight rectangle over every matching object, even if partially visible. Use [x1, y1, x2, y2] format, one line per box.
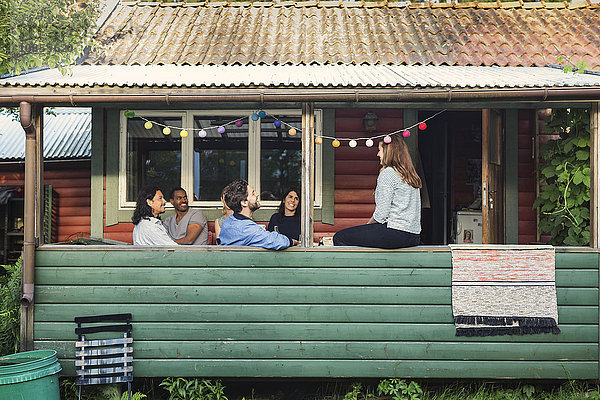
[163, 187, 208, 245]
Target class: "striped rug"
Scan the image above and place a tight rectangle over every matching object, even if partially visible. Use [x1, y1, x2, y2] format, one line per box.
[451, 245, 560, 337]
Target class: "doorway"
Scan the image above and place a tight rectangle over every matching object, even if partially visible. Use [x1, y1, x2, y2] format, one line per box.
[419, 111, 483, 245]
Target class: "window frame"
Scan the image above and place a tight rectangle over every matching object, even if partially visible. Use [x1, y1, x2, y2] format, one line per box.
[119, 109, 323, 209]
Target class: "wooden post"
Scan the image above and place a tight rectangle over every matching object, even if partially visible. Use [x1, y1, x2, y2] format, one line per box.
[589, 102, 600, 384]
[301, 103, 315, 247]
[590, 102, 600, 248]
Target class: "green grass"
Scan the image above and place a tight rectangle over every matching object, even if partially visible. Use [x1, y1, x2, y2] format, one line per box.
[59, 379, 600, 400]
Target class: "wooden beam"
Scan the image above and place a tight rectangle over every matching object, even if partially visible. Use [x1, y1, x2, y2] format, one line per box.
[504, 110, 519, 244]
[590, 102, 600, 248]
[91, 107, 105, 238]
[301, 103, 315, 247]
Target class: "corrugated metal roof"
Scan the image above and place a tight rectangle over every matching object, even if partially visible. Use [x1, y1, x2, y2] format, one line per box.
[84, 1, 600, 69]
[2, 65, 600, 89]
[0, 108, 91, 160]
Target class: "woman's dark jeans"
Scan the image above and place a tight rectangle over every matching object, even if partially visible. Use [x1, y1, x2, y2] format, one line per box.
[333, 222, 420, 249]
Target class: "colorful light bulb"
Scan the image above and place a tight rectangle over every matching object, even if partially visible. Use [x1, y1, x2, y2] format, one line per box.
[349, 139, 357, 148]
[383, 135, 392, 144]
[365, 139, 374, 147]
[162, 127, 171, 136]
[144, 121, 153, 130]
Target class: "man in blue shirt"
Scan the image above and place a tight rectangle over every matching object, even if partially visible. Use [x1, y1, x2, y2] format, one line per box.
[219, 180, 298, 250]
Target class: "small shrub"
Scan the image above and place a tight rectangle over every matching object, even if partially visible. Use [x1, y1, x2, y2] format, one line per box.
[0, 257, 21, 356]
[377, 379, 423, 400]
[344, 382, 375, 400]
[533, 108, 591, 246]
[60, 379, 146, 400]
[160, 377, 228, 400]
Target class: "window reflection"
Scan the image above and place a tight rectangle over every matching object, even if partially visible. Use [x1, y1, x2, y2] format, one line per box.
[126, 117, 182, 202]
[193, 116, 249, 201]
[260, 115, 302, 202]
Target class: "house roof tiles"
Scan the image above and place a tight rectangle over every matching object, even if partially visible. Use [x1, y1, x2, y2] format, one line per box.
[84, 1, 600, 69]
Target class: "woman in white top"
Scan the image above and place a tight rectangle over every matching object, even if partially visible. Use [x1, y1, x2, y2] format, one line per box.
[333, 135, 421, 248]
[132, 186, 178, 246]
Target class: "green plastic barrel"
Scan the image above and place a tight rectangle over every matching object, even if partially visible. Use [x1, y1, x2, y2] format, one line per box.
[0, 350, 62, 400]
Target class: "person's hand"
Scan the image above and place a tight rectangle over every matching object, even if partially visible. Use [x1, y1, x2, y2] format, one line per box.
[292, 239, 300, 246]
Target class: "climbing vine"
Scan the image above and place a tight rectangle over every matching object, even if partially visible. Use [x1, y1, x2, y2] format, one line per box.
[533, 108, 591, 246]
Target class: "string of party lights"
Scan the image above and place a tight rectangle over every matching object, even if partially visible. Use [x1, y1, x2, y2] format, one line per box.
[124, 109, 447, 147]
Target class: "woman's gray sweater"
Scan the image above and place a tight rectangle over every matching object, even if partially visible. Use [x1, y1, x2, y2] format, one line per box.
[372, 167, 421, 234]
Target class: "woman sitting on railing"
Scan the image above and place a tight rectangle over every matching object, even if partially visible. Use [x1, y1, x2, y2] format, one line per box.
[132, 186, 178, 246]
[333, 135, 421, 249]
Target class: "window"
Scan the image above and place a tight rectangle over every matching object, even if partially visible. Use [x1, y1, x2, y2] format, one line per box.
[120, 110, 322, 208]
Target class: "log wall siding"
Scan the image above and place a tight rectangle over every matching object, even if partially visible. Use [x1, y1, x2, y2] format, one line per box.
[33, 247, 599, 379]
[518, 110, 537, 244]
[0, 161, 91, 241]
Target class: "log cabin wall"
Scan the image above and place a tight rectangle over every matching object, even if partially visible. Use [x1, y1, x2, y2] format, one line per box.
[314, 108, 402, 239]
[33, 246, 599, 379]
[518, 110, 537, 244]
[0, 161, 91, 241]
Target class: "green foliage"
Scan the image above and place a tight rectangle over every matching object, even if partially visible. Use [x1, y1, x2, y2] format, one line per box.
[377, 379, 423, 400]
[160, 377, 228, 400]
[533, 108, 591, 246]
[60, 379, 147, 400]
[0, 257, 21, 356]
[557, 56, 590, 74]
[0, 0, 100, 76]
[343, 383, 375, 400]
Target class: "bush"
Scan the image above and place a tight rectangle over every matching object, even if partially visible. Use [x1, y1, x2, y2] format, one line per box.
[0, 257, 21, 356]
[533, 108, 591, 246]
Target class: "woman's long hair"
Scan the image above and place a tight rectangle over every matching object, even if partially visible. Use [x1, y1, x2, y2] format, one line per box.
[276, 187, 301, 223]
[380, 135, 422, 189]
[132, 186, 160, 225]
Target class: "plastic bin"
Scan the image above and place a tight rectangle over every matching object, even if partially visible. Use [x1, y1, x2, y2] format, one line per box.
[0, 350, 62, 400]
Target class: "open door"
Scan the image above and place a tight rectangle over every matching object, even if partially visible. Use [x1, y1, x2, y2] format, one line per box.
[482, 109, 505, 244]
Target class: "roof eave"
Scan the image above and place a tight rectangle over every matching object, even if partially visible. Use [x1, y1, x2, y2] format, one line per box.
[2, 86, 600, 105]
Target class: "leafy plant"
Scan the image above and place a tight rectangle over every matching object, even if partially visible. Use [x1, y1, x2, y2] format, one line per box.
[377, 379, 423, 400]
[0, 0, 100, 76]
[521, 384, 536, 399]
[160, 377, 228, 400]
[60, 379, 146, 400]
[344, 383, 375, 400]
[533, 108, 591, 246]
[557, 55, 590, 74]
[0, 257, 21, 356]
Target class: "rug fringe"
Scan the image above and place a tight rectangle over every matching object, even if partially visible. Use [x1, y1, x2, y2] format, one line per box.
[456, 325, 560, 337]
[454, 315, 559, 327]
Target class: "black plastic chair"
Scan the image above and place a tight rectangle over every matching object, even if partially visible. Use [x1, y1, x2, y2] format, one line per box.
[74, 313, 133, 400]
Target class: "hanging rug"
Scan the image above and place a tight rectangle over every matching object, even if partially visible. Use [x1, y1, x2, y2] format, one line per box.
[451, 245, 560, 337]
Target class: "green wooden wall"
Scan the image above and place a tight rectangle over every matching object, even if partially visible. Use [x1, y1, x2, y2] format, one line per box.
[33, 247, 598, 379]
